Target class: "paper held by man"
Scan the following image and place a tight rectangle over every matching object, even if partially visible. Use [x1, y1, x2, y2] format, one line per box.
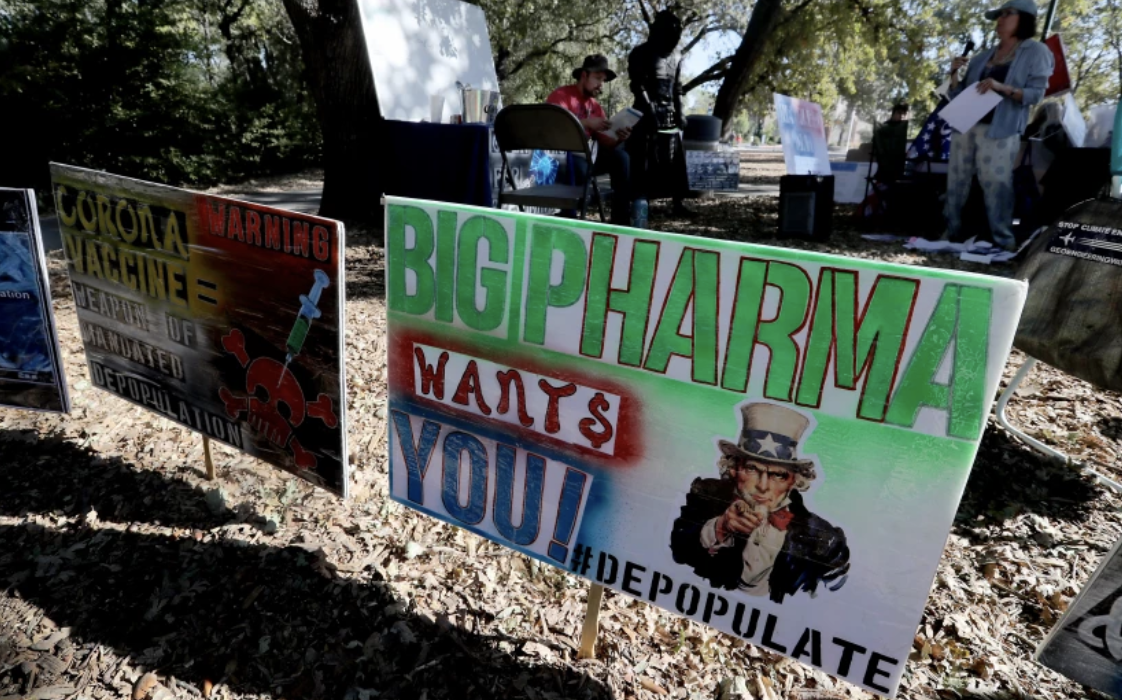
[939, 82, 1004, 133]
[606, 107, 642, 138]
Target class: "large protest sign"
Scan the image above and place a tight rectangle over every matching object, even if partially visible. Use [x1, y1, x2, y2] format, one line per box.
[50, 165, 348, 496]
[774, 94, 831, 176]
[0, 188, 69, 413]
[385, 197, 1026, 695]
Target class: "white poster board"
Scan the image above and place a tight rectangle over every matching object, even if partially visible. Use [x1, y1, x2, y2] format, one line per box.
[829, 161, 876, 204]
[358, 0, 501, 123]
[774, 94, 831, 175]
[1062, 92, 1087, 148]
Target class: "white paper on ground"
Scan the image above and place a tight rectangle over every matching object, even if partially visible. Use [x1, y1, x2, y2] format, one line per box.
[902, 228, 1045, 265]
[861, 234, 907, 242]
[939, 83, 1003, 134]
[960, 252, 996, 264]
[904, 237, 979, 253]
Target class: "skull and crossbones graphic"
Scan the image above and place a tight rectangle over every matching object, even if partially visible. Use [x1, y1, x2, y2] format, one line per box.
[218, 328, 337, 470]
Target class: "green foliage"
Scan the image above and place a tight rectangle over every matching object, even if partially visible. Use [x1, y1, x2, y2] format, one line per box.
[5, 0, 1116, 196]
[474, 0, 620, 104]
[0, 0, 320, 190]
[477, 0, 1122, 148]
[722, 0, 1120, 133]
[714, 0, 970, 130]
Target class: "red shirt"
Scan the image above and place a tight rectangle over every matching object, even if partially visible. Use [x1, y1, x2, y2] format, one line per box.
[546, 84, 609, 143]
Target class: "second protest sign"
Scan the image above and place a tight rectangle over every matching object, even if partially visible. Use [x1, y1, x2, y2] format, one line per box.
[51, 164, 348, 496]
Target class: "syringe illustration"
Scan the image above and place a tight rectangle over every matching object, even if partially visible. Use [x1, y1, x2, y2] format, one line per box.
[280, 269, 330, 380]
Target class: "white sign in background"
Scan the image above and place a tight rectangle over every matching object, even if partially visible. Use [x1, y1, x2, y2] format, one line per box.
[773, 94, 832, 176]
[357, 0, 501, 123]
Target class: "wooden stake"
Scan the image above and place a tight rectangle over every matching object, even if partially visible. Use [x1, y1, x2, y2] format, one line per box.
[203, 436, 216, 481]
[578, 583, 605, 659]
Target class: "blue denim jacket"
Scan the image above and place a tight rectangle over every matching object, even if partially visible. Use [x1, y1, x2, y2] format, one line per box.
[948, 38, 1054, 140]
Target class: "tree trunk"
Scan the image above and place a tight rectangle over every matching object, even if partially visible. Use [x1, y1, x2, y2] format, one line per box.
[711, 0, 784, 137]
[282, 0, 383, 225]
[838, 102, 856, 148]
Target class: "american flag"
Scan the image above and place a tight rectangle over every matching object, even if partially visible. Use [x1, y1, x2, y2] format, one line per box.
[907, 100, 953, 162]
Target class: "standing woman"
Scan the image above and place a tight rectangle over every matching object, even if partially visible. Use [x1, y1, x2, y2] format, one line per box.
[945, 0, 1053, 250]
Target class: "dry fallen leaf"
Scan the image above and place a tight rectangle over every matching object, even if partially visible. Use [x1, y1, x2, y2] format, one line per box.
[132, 672, 159, 700]
[971, 657, 994, 680]
[982, 562, 999, 582]
[755, 675, 781, 700]
[639, 677, 669, 696]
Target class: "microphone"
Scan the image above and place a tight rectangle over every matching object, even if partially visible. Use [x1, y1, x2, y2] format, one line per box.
[961, 39, 975, 57]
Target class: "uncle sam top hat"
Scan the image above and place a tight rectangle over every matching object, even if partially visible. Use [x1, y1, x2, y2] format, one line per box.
[718, 403, 817, 479]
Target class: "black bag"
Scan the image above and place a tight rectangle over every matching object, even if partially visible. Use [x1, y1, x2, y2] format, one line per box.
[1014, 197, 1122, 392]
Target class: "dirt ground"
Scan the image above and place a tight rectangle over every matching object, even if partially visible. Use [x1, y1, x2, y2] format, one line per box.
[737, 150, 788, 187]
[3, 157, 1121, 700]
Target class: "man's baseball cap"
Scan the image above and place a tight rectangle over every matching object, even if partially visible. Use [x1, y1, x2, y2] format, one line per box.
[985, 0, 1039, 19]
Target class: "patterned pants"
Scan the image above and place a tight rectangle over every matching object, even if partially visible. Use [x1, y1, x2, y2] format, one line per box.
[944, 122, 1019, 249]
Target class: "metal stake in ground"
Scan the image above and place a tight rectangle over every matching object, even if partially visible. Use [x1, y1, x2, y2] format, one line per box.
[204, 435, 216, 481]
[578, 583, 605, 659]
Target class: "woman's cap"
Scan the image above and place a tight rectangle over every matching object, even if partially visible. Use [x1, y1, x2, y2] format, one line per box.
[985, 0, 1039, 20]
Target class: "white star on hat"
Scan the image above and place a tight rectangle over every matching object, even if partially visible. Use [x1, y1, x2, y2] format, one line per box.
[756, 433, 782, 457]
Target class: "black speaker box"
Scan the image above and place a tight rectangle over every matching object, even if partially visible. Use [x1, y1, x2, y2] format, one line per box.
[779, 175, 834, 241]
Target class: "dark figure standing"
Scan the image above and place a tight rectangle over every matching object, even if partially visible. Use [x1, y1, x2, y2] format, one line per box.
[627, 10, 693, 220]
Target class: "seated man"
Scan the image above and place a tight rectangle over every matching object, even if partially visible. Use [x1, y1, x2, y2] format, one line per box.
[546, 54, 632, 225]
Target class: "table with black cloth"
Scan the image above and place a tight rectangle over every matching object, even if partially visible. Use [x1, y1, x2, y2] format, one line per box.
[380, 120, 494, 207]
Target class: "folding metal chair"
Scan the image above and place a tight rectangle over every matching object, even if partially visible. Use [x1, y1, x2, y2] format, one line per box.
[492, 104, 607, 220]
[997, 356, 1122, 492]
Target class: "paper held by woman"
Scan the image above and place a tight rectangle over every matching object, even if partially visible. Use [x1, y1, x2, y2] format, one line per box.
[940, 83, 1004, 133]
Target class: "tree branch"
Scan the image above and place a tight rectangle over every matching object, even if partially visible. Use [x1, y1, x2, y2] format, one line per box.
[502, 16, 610, 78]
[220, 0, 253, 32]
[682, 56, 733, 93]
[775, 0, 815, 30]
[682, 24, 733, 54]
[636, 0, 652, 27]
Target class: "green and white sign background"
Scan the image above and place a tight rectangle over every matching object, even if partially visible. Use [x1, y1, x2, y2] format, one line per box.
[384, 197, 1027, 696]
